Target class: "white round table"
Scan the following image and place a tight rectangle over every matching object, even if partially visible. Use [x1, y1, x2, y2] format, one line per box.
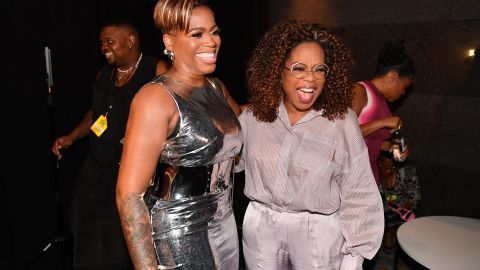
[397, 216, 480, 270]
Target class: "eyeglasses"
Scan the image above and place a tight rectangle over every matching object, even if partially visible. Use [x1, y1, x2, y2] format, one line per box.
[284, 62, 330, 80]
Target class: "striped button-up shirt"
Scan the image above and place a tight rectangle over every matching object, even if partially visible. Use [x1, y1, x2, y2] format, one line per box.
[238, 102, 384, 261]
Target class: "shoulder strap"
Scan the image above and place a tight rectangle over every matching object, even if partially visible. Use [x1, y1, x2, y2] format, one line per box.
[206, 77, 226, 97]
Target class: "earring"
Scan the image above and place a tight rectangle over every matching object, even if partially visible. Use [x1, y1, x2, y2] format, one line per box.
[163, 48, 175, 61]
[128, 44, 132, 49]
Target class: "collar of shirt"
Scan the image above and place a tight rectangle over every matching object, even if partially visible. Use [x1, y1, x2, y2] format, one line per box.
[278, 101, 324, 130]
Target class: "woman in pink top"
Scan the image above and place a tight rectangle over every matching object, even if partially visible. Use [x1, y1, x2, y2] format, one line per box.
[238, 21, 384, 270]
[352, 41, 415, 185]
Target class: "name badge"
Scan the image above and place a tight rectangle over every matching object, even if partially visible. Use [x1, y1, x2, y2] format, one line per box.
[90, 115, 108, 137]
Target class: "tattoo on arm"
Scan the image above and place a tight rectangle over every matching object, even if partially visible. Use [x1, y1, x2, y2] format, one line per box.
[118, 192, 157, 270]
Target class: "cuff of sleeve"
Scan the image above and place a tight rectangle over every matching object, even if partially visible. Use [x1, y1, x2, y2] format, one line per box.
[340, 253, 364, 270]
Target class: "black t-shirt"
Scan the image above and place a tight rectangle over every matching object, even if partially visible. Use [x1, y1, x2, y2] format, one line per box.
[89, 55, 158, 163]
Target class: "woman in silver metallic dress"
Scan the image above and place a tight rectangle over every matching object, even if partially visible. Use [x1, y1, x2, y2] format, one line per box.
[116, 1, 242, 269]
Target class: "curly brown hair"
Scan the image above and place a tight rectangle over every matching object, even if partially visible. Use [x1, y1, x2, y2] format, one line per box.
[246, 20, 353, 122]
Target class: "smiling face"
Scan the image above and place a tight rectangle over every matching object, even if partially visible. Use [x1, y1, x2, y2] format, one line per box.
[99, 26, 133, 67]
[282, 41, 327, 120]
[164, 5, 220, 78]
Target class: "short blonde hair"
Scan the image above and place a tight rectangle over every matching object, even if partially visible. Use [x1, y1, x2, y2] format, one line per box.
[153, 0, 205, 34]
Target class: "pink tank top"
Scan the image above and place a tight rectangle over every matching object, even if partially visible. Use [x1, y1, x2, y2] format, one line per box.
[358, 81, 391, 184]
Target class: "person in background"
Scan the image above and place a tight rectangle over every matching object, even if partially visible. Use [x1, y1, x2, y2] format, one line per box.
[238, 20, 384, 269]
[116, 0, 242, 269]
[378, 153, 421, 253]
[51, 20, 169, 270]
[351, 40, 415, 185]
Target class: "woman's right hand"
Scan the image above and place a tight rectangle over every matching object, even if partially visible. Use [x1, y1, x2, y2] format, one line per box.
[382, 116, 402, 132]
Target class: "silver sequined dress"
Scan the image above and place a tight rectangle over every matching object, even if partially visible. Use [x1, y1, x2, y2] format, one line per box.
[144, 75, 242, 269]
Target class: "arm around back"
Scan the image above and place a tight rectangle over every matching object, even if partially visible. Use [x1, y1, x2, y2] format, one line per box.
[217, 79, 242, 117]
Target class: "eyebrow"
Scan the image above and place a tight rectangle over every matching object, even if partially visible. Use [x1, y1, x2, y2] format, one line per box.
[188, 25, 218, 32]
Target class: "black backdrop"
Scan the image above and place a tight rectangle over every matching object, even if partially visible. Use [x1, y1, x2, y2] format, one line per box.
[5, 0, 267, 269]
[6, 0, 480, 269]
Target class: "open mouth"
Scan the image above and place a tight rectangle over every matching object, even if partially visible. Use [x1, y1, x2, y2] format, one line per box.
[104, 52, 113, 59]
[297, 87, 316, 104]
[196, 52, 217, 64]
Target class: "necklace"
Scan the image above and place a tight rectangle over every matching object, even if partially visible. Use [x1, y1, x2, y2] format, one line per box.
[117, 53, 143, 74]
[115, 53, 143, 85]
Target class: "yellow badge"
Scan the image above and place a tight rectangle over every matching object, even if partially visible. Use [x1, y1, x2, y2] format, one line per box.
[386, 194, 397, 202]
[90, 115, 108, 137]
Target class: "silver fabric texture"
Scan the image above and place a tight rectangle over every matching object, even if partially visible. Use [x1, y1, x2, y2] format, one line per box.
[145, 75, 242, 269]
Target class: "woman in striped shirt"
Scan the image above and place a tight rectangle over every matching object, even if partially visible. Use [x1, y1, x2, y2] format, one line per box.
[238, 21, 384, 269]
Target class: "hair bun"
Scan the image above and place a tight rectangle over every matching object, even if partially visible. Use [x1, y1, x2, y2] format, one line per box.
[378, 40, 407, 67]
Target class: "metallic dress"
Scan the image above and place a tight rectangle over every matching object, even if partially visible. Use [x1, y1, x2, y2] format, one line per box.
[144, 75, 242, 270]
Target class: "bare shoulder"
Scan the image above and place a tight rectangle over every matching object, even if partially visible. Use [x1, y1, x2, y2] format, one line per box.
[131, 82, 176, 116]
[352, 82, 367, 99]
[209, 77, 242, 116]
[351, 82, 368, 116]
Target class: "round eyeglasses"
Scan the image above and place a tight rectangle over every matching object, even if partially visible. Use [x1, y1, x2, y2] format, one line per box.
[284, 62, 330, 80]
